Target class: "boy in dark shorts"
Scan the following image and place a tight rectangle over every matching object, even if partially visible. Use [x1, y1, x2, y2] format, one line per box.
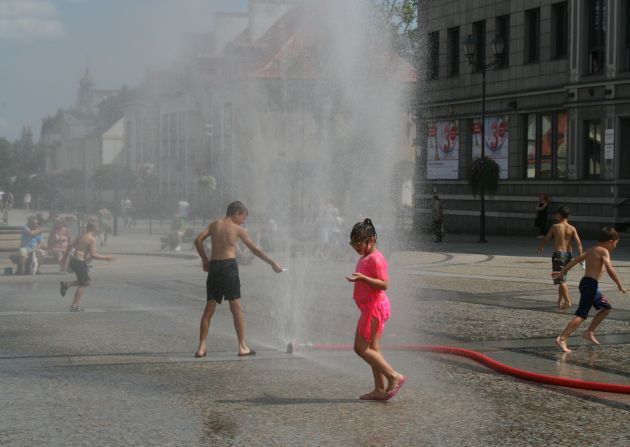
[538, 206, 583, 309]
[193, 201, 283, 358]
[552, 227, 626, 352]
[59, 220, 115, 311]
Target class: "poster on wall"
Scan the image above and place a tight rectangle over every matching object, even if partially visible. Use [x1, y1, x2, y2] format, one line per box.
[427, 120, 459, 179]
[472, 116, 509, 179]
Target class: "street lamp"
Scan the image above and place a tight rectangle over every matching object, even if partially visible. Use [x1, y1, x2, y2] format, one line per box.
[463, 34, 504, 243]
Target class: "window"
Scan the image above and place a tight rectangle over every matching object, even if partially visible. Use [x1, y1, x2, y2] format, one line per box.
[135, 118, 141, 165]
[556, 113, 568, 177]
[526, 114, 536, 178]
[472, 21, 485, 72]
[585, 120, 602, 177]
[495, 15, 510, 67]
[551, 2, 568, 59]
[624, 0, 630, 71]
[541, 114, 553, 178]
[427, 31, 439, 80]
[177, 112, 185, 161]
[587, 0, 606, 74]
[447, 27, 460, 76]
[525, 8, 540, 63]
[525, 112, 568, 179]
[125, 120, 133, 167]
[160, 114, 168, 159]
[169, 113, 176, 159]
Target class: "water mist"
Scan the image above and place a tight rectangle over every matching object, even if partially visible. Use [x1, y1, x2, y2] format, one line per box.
[240, 0, 415, 351]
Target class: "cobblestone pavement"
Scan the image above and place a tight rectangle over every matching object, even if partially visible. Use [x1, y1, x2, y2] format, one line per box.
[1, 209, 629, 446]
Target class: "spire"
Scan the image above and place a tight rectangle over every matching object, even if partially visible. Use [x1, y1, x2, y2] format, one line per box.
[77, 61, 94, 109]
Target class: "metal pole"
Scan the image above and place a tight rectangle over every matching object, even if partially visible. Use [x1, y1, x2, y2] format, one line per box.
[479, 64, 487, 243]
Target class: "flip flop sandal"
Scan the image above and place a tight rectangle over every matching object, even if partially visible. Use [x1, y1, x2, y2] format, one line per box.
[384, 376, 407, 401]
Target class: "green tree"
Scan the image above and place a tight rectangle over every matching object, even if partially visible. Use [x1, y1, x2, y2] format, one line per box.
[92, 164, 136, 192]
[378, 0, 419, 62]
[59, 168, 85, 189]
[0, 137, 13, 189]
[12, 126, 45, 176]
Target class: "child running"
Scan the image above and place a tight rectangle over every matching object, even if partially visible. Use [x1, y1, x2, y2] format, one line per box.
[552, 226, 626, 353]
[538, 206, 583, 309]
[59, 220, 115, 311]
[193, 201, 283, 358]
[345, 218, 406, 401]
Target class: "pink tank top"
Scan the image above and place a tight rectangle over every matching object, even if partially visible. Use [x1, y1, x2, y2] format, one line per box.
[353, 250, 389, 304]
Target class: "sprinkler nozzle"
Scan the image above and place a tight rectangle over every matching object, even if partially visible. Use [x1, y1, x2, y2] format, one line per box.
[286, 341, 313, 353]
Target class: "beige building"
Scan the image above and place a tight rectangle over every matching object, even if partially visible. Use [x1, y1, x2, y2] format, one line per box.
[42, 68, 125, 176]
[122, 0, 416, 225]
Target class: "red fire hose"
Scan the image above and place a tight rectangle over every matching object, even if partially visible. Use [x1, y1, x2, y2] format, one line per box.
[306, 343, 630, 394]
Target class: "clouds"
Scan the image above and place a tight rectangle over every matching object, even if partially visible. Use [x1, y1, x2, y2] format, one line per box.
[0, 0, 66, 40]
[0, 0, 249, 140]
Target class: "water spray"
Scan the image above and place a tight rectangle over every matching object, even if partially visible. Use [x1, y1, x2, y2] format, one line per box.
[286, 341, 314, 354]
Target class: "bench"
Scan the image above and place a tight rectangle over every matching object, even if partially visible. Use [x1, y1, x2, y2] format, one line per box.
[0, 226, 23, 252]
[1, 226, 53, 274]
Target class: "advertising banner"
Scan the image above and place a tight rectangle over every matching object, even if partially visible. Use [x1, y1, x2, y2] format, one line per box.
[472, 116, 509, 179]
[427, 120, 459, 179]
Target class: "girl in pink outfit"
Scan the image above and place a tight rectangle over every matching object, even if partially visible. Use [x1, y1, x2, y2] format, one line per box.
[346, 218, 406, 401]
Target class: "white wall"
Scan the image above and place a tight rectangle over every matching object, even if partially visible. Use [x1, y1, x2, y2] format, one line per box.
[102, 118, 124, 165]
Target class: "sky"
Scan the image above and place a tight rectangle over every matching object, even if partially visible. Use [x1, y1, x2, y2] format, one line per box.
[0, 0, 248, 141]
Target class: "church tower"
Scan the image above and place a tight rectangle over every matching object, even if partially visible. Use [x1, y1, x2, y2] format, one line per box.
[77, 66, 94, 110]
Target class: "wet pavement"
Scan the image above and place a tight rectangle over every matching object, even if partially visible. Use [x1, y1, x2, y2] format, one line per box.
[1, 209, 629, 446]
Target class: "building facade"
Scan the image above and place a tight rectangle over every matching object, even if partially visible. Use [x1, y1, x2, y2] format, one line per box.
[416, 0, 630, 237]
[122, 0, 416, 225]
[42, 68, 125, 176]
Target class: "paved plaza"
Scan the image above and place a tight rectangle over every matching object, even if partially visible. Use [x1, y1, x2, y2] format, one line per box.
[1, 210, 630, 446]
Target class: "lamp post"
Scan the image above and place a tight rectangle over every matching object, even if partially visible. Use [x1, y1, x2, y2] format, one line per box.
[463, 34, 504, 243]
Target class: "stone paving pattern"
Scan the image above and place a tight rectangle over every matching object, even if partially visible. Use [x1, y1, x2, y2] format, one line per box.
[1, 209, 629, 446]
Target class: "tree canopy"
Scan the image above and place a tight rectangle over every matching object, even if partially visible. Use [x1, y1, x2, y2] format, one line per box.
[92, 164, 136, 191]
[0, 127, 46, 193]
[377, 0, 419, 62]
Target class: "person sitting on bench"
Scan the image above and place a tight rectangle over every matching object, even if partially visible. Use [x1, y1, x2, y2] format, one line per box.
[17, 216, 45, 275]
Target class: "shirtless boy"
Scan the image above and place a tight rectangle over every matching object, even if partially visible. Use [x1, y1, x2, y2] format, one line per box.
[538, 206, 583, 309]
[552, 227, 626, 353]
[193, 201, 283, 358]
[59, 220, 115, 311]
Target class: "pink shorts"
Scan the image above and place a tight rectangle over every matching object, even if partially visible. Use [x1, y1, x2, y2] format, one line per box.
[355, 297, 391, 343]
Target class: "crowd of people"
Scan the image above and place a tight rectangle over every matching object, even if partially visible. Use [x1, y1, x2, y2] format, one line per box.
[3, 189, 627, 404]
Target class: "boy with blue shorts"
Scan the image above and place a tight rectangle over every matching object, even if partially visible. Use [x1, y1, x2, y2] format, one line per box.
[552, 227, 626, 353]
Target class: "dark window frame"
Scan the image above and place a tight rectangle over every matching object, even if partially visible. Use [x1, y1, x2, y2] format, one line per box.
[525, 8, 540, 64]
[427, 31, 440, 80]
[587, 0, 606, 74]
[495, 15, 510, 68]
[472, 20, 486, 72]
[447, 26, 460, 76]
[624, 0, 630, 71]
[551, 2, 568, 59]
